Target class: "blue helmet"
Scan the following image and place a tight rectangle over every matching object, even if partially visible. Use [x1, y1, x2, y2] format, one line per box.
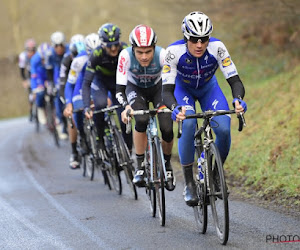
[98, 23, 121, 46]
[37, 42, 51, 59]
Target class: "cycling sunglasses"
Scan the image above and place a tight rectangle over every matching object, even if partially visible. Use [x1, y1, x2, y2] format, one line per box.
[54, 43, 64, 48]
[189, 36, 209, 44]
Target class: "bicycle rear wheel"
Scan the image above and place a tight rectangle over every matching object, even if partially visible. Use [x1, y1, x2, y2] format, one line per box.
[107, 154, 122, 195]
[207, 142, 229, 245]
[114, 130, 137, 200]
[193, 180, 208, 234]
[153, 139, 165, 226]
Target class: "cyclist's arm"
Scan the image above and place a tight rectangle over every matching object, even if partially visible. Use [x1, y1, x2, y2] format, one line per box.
[215, 40, 245, 100]
[227, 75, 245, 99]
[161, 45, 179, 111]
[45, 50, 55, 85]
[20, 68, 27, 81]
[116, 49, 130, 108]
[59, 54, 72, 100]
[82, 60, 95, 110]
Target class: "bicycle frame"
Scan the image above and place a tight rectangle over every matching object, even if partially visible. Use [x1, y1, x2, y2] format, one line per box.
[146, 114, 167, 187]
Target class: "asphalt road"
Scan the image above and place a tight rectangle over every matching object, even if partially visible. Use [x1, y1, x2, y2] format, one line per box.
[0, 117, 299, 249]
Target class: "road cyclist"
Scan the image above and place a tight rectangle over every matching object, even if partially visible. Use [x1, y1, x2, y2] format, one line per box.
[161, 11, 247, 206]
[116, 24, 175, 191]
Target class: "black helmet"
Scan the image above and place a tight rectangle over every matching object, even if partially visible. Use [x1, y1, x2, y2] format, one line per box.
[98, 23, 121, 47]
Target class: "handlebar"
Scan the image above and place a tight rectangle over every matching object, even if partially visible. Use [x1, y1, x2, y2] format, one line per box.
[125, 108, 172, 134]
[177, 109, 246, 138]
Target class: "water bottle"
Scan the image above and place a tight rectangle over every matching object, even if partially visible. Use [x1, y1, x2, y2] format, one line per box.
[197, 152, 205, 183]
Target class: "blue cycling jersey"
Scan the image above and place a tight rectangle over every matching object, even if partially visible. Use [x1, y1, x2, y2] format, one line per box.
[46, 44, 70, 85]
[162, 38, 238, 89]
[162, 37, 240, 165]
[30, 52, 48, 91]
[64, 50, 89, 105]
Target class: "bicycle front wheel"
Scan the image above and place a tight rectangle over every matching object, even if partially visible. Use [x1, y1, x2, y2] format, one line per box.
[153, 138, 165, 226]
[207, 142, 229, 245]
[193, 147, 208, 234]
[113, 130, 137, 200]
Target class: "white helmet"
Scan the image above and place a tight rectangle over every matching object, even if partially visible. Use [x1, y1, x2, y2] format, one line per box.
[85, 33, 101, 54]
[50, 31, 65, 46]
[182, 11, 213, 40]
[70, 34, 85, 44]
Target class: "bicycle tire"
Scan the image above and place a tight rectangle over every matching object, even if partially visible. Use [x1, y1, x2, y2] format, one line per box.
[153, 138, 166, 226]
[108, 154, 122, 195]
[207, 142, 229, 245]
[145, 144, 156, 217]
[82, 154, 87, 177]
[193, 147, 208, 234]
[87, 129, 97, 181]
[114, 129, 137, 200]
[85, 154, 95, 180]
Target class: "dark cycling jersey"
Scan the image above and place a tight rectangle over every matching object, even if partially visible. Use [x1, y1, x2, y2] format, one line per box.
[82, 42, 128, 109]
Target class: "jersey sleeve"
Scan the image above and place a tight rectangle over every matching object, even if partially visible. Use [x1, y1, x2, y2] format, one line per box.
[211, 40, 238, 79]
[161, 46, 178, 86]
[18, 52, 26, 68]
[116, 49, 130, 86]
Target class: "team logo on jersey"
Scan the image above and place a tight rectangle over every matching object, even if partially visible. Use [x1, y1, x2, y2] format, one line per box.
[70, 70, 76, 76]
[185, 58, 192, 64]
[218, 47, 226, 58]
[165, 51, 175, 63]
[162, 65, 171, 73]
[204, 76, 212, 82]
[118, 56, 126, 75]
[204, 55, 209, 64]
[222, 57, 232, 67]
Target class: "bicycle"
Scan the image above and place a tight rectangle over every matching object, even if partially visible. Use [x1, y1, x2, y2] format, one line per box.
[127, 107, 172, 226]
[44, 84, 60, 147]
[178, 109, 246, 245]
[102, 105, 138, 200]
[67, 114, 90, 176]
[83, 111, 112, 190]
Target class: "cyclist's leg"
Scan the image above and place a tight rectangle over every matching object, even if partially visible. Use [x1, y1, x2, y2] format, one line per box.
[126, 82, 148, 187]
[67, 99, 85, 170]
[73, 100, 88, 154]
[54, 70, 68, 139]
[174, 83, 199, 205]
[28, 87, 34, 121]
[152, 82, 175, 191]
[35, 88, 46, 125]
[198, 77, 231, 164]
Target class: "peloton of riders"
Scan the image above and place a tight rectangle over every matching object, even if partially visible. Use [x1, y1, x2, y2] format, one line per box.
[22, 11, 247, 207]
